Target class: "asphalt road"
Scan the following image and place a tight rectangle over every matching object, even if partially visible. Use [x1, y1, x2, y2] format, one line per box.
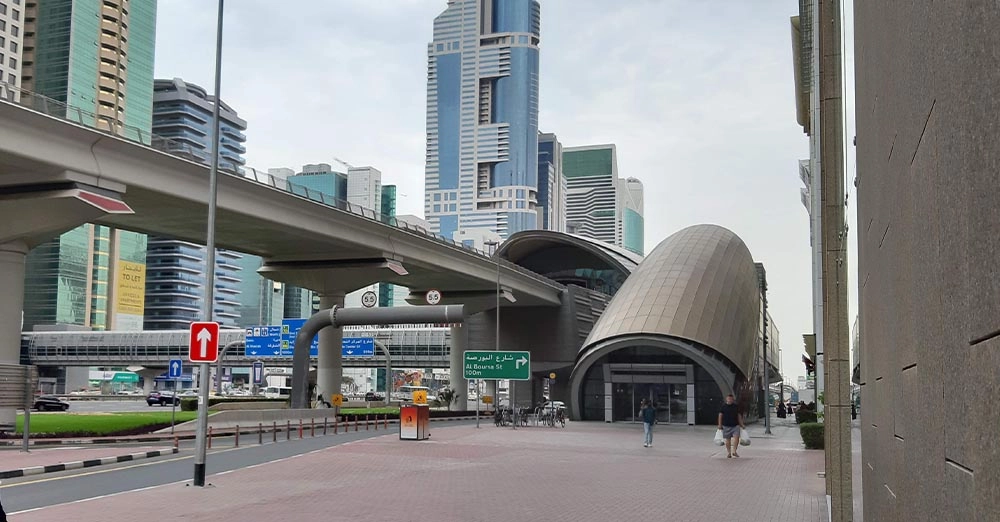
[57, 400, 154, 413]
[2, 421, 474, 514]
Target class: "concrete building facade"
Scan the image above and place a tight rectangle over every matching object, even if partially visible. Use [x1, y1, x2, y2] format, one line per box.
[0, 0, 25, 102]
[855, 2, 1000, 519]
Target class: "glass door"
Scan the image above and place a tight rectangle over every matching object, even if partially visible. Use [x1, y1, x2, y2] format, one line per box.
[668, 383, 687, 424]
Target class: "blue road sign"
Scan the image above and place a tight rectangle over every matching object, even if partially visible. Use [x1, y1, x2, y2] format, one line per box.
[252, 361, 264, 385]
[342, 337, 375, 357]
[168, 359, 183, 379]
[245, 325, 283, 357]
[281, 318, 319, 357]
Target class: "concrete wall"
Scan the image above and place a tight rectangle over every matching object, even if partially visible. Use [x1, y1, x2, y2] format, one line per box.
[854, 2, 1000, 519]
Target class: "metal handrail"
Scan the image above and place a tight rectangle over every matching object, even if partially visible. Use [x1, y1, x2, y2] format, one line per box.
[0, 82, 564, 292]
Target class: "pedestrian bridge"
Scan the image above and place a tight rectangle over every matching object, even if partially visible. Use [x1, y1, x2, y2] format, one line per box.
[22, 326, 451, 369]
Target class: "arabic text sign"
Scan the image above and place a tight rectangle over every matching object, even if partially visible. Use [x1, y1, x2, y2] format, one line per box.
[245, 326, 283, 357]
[342, 337, 375, 357]
[462, 350, 531, 380]
[281, 318, 319, 357]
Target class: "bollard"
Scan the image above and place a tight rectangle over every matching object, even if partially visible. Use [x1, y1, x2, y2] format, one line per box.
[299, 419, 304, 439]
[208, 426, 213, 449]
[366, 414, 370, 431]
[287, 420, 291, 441]
[324, 417, 328, 436]
[383, 413, 388, 430]
[311, 418, 315, 437]
[258, 423, 263, 445]
[354, 416, 359, 432]
[273, 421, 277, 443]
[334, 416, 339, 434]
[374, 414, 378, 431]
[235, 425, 240, 448]
[173, 435, 179, 451]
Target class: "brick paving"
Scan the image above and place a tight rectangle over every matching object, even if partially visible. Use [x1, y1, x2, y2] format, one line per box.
[10, 419, 827, 522]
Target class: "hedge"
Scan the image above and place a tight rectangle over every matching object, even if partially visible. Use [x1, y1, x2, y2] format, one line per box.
[795, 409, 818, 424]
[180, 397, 284, 412]
[799, 422, 824, 449]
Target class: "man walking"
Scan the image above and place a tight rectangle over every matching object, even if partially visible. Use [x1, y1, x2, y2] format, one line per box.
[718, 394, 745, 458]
[639, 399, 656, 447]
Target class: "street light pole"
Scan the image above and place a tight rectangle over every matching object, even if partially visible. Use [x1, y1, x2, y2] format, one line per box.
[485, 239, 505, 427]
[193, 0, 225, 489]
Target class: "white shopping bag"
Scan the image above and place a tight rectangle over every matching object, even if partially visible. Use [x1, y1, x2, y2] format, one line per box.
[739, 427, 751, 446]
[713, 429, 724, 446]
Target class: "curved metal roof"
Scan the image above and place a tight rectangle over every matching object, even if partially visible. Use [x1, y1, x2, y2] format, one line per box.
[581, 224, 760, 376]
[499, 230, 642, 275]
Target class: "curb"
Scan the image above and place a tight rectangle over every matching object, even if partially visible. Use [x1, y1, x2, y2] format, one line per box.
[0, 447, 179, 479]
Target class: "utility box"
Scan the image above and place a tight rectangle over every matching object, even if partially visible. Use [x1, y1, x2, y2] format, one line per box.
[399, 404, 429, 440]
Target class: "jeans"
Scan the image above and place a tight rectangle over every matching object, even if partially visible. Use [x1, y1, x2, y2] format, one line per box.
[643, 421, 653, 445]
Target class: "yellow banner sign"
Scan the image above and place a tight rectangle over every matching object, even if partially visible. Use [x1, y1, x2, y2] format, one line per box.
[116, 261, 146, 316]
[413, 390, 428, 405]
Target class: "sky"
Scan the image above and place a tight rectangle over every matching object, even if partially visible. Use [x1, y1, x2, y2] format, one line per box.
[154, 0, 859, 385]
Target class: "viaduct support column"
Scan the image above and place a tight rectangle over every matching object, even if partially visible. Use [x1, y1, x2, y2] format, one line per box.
[449, 325, 468, 410]
[316, 292, 345, 403]
[0, 241, 28, 427]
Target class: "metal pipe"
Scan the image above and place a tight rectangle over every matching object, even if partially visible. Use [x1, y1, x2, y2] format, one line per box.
[194, 0, 225, 489]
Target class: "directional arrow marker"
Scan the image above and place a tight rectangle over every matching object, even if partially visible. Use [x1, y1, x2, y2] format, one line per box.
[516, 356, 528, 369]
[188, 322, 220, 363]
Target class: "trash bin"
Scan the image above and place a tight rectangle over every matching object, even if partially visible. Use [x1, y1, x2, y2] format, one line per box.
[400, 404, 430, 440]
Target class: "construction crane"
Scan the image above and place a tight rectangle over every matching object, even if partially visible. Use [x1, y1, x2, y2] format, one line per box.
[333, 157, 355, 170]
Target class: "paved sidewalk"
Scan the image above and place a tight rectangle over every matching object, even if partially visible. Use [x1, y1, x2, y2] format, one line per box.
[9, 421, 826, 521]
[1, 445, 176, 479]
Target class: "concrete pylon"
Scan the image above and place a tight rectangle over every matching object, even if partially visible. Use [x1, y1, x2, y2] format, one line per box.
[0, 240, 28, 427]
[449, 324, 468, 409]
[316, 292, 345, 403]
[137, 368, 162, 393]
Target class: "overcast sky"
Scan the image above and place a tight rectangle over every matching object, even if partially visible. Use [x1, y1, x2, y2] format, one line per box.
[154, 0, 859, 384]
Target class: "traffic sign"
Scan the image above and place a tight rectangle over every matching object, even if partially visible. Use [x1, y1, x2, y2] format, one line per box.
[463, 350, 531, 380]
[252, 361, 264, 385]
[188, 322, 220, 363]
[361, 290, 378, 308]
[331, 394, 344, 407]
[168, 359, 184, 379]
[281, 318, 319, 357]
[245, 325, 282, 357]
[425, 289, 442, 305]
[413, 390, 428, 404]
[342, 337, 375, 357]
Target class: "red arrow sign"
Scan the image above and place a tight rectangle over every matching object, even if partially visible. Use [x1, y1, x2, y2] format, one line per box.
[189, 322, 220, 363]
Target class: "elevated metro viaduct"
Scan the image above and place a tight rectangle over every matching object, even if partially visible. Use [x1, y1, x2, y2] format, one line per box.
[0, 94, 779, 424]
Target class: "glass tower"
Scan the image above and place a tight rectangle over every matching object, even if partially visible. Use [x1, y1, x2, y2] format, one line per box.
[425, 0, 541, 240]
[145, 78, 246, 330]
[563, 144, 645, 256]
[19, 0, 157, 331]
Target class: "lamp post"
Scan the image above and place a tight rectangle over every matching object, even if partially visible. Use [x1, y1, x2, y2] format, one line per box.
[484, 239, 503, 427]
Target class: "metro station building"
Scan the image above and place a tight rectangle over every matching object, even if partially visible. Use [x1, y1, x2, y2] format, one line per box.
[490, 224, 780, 424]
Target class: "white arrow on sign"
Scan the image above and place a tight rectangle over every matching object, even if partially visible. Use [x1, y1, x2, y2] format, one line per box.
[171, 361, 181, 375]
[197, 328, 213, 358]
[516, 356, 528, 369]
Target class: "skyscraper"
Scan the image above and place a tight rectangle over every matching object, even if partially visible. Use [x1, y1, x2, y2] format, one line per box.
[425, 0, 541, 240]
[537, 132, 566, 232]
[144, 77, 246, 330]
[0, 0, 25, 102]
[563, 144, 645, 255]
[19, 0, 157, 331]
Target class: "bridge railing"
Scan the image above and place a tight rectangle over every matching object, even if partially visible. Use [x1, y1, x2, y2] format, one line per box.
[0, 82, 563, 291]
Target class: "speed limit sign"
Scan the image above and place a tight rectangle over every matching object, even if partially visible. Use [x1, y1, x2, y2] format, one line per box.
[361, 290, 378, 308]
[425, 289, 442, 305]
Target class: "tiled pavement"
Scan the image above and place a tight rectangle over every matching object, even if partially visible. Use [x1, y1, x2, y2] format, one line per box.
[10, 419, 827, 522]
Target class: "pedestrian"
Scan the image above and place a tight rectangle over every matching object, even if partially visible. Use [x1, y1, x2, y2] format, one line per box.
[777, 401, 787, 418]
[639, 398, 656, 447]
[717, 394, 745, 458]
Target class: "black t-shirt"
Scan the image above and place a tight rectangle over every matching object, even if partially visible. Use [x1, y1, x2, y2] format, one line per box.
[720, 403, 740, 427]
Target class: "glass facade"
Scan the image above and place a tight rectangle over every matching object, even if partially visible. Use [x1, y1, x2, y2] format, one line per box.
[234, 255, 283, 327]
[425, 0, 542, 239]
[563, 148, 613, 179]
[623, 208, 644, 255]
[288, 172, 348, 201]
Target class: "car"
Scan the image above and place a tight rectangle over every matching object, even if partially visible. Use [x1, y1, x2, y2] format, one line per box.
[33, 395, 70, 411]
[364, 391, 385, 402]
[146, 391, 180, 406]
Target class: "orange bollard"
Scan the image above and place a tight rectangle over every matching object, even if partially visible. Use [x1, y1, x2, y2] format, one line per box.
[299, 419, 303, 439]
[354, 416, 359, 432]
[366, 414, 370, 431]
[334, 416, 339, 434]
[173, 435, 179, 451]
[383, 413, 388, 429]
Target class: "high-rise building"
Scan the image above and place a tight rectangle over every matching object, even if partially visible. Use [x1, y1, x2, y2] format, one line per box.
[347, 166, 381, 215]
[19, 0, 157, 332]
[537, 132, 566, 232]
[287, 164, 348, 201]
[563, 144, 644, 255]
[235, 256, 284, 327]
[425, 0, 542, 241]
[0, 0, 25, 102]
[144, 77, 246, 330]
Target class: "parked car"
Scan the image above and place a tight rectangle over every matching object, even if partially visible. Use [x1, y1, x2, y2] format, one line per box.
[146, 391, 179, 406]
[33, 395, 70, 411]
[365, 391, 385, 402]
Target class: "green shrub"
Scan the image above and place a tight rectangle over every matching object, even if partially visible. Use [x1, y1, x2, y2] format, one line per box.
[799, 422, 824, 449]
[181, 398, 198, 411]
[795, 409, 818, 424]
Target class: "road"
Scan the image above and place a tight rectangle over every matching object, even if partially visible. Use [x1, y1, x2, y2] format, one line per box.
[2, 421, 473, 514]
[59, 400, 155, 413]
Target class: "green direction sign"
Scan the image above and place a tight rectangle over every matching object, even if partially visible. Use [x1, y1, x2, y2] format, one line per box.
[463, 351, 531, 381]
[111, 372, 139, 383]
